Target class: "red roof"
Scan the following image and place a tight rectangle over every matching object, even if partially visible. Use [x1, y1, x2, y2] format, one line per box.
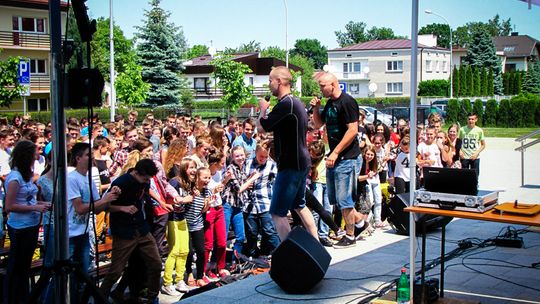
[329, 39, 447, 52]
[188, 53, 258, 66]
[0, 0, 70, 10]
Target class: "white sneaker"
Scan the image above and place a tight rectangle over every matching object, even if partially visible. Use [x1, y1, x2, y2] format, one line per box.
[175, 280, 190, 293]
[161, 284, 181, 296]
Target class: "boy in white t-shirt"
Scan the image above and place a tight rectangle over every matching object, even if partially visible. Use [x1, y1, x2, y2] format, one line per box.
[417, 127, 443, 169]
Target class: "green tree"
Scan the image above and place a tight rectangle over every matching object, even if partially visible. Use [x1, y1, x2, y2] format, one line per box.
[91, 18, 135, 82]
[487, 68, 494, 95]
[261, 46, 286, 60]
[290, 54, 320, 97]
[186, 44, 209, 59]
[446, 99, 460, 123]
[459, 65, 467, 97]
[419, 23, 451, 48]
[502, 72, 510, 95]
[224, 41, 262, 54]
[509, 71, 516, 95]
[135, 0, 187, 105]
[453, 15, 512, 48]
[472, 67, 480, 96]
[497, 99, 511, 127]
[453, 65, 460, 97]
[466, 30, 503, 95]
[0, 53, 24, 107]
[473, 99, 484, 126]
[484, 99, 498, 126]
[480, 67, 488, 96]
[516, 71, 523, 95]
[521, 60, 540, 95]
[290, 38, 327, 70]
[115, 60, 150, 108]
[211, 55, 253, 112]
[509, 96, 525, 127]
[466, 65, 473, 96]
[335, 21, 368, 47]
[366, 26, 406, 41]
[178, 74, 194, 112]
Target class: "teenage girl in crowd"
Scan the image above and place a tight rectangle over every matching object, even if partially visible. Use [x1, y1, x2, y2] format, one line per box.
[358, 145, 384, 228]
[447, 124, 462, 168]
[393, 137, 411, 194]
[205, 151, 231, 280]
[161, 158, 195, 295]
[185, 167, 212, 287]
[4, 140, 51, 303]
[190, 136, 211, 169]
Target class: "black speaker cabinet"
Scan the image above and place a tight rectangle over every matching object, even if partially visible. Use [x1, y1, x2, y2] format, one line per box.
[387, 193, 453, 235]
[270, 227, 331, 293]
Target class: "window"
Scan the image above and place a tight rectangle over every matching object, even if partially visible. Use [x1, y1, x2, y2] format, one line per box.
[194, 77, 209, 92]
[505, 63, 517, 72]
[435, 61, 440, 72]
[349, 83, 359, 95]
[12, 16, 46, 33]
[426, 60, 433, 72]
[30, 59, 46, 74]
[386, 60, 403, 72]
[249, 77, 254, 86]
[442, 61, 448, 73]
[28, 98, 48, 112]
[386, 82, 403, 95]
[343, 62, 362, 73]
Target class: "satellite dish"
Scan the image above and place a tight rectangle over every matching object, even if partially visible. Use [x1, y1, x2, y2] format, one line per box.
[208, 46, 217, 57]
[323, 64, 331, 72]
[363, 66, 370, 74]
[368, 82, 378, 93]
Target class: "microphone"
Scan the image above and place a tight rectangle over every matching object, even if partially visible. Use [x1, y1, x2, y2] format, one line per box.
[308, 95, 323, 113]
[264, 95, 271, 102]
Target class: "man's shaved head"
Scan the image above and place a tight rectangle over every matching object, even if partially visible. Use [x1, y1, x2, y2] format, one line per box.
[270, 66, 292, 86]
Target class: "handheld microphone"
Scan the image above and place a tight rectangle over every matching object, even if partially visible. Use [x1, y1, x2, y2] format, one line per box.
[264, 95, 271, 102]
[308, 95, 323, 113]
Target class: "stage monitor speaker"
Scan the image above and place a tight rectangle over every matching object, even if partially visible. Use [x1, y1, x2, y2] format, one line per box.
[387, 193, 453, 235]
[67, 68, 104, 108]
[270, 226, 331, 293]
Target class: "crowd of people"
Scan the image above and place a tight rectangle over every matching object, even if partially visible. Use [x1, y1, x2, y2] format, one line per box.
[0, 68, 485, 303]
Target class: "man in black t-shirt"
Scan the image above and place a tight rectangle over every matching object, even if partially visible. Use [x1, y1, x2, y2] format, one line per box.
[311, 72, 368, 249]
[257, 66, 318, 242]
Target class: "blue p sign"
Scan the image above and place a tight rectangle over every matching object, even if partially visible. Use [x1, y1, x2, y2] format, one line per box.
[18, 58, 31, 85]
[339, 82, 347, 93]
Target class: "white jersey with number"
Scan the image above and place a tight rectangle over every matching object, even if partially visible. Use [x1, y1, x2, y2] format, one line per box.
[394, 151, 411, 182]
[417, 142, 442, 168]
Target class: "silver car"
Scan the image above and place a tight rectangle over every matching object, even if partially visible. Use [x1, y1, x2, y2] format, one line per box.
[359, 106, 393, 126]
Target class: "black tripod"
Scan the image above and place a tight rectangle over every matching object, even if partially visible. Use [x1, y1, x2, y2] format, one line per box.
[28, 259, 110, 304]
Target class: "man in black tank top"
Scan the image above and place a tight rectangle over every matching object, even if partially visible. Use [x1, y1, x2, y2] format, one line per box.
[257, 66, 318, 242]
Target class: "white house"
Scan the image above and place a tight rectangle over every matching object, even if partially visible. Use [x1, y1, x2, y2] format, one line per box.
[327, 36, 451, 98]
[183, 53, 302, 100]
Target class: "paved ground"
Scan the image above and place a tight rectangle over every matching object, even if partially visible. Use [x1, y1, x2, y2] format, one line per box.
[158, 137, 540, 304]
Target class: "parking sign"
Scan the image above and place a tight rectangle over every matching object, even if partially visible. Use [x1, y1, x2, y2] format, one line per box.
[339, 82, 347, 93]
[18, 58, 31, 96]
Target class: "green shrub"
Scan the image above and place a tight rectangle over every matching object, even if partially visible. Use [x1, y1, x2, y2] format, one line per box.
[418, 79, 449, 96]
[509, 96, 526, 127]
[473, 99, 484, 126]
[497, 99, 511, 127]
[446, 99, 460, 124]
[459, 99, 472, 125]
[484, 99, 497, 126]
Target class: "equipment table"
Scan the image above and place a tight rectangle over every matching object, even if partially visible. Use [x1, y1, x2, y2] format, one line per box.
[404, 206, 540, 299]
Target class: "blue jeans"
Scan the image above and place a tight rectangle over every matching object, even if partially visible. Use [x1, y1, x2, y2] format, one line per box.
[311, 182, 331, 238]
[69, 233, 90, 303]
[327, 157, 362, 210]
[223, 203, 245, 255]
[243, 212, 280, 257]
[270, 168, 309, 217]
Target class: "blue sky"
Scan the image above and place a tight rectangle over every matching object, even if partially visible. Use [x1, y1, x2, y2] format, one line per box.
[86, 0, 540, 51]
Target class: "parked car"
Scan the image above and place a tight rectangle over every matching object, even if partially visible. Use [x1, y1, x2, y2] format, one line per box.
[381, 105, 446, 125]
[358, 106, 393, 126]
[431, 99, 449, 112]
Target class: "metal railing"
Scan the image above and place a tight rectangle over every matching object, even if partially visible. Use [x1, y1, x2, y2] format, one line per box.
[192, 87, 269, 99]
[0, 31, 50, 49]
[514, 128, 540, 186]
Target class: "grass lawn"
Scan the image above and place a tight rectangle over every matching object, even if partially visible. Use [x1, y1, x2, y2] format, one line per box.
[482, 127, 540, 138]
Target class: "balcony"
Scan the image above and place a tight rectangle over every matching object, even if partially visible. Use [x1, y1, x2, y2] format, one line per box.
[0, 31, 50, 50]
[192, 87, 269, 100]
[29, 75, 50, 93]
[335, 72, 370, 80]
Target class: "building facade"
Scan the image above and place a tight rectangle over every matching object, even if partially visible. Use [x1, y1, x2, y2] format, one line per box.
[327, 37, 451, 98]
[0, 0, 68, 113]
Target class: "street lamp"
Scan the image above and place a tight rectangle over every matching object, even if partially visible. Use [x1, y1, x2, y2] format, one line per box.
[110, 0, 116, 122]
[425, 9, 452, 98]
[283, 0, 288, 67]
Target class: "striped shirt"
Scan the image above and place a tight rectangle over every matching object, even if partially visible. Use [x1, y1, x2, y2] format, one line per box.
[184, 188, 211, 231]
[244, 158, 277, 214]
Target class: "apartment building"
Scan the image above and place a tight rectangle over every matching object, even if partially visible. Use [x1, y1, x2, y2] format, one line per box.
[0, 0, 68, 112]
[327, 35, 451, 98]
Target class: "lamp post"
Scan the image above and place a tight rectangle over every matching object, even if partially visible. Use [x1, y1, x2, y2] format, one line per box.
[283, 0, 288, 67]
[425, 9, 452, 98]
[110, 0, 116, 122]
